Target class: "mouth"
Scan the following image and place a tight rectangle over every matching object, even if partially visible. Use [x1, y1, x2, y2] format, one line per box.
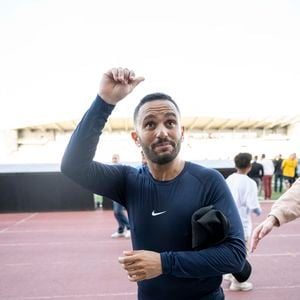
[152, 141, 175, 151]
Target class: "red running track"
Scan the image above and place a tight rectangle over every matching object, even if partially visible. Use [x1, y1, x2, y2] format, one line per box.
[0, 202, 299, 300]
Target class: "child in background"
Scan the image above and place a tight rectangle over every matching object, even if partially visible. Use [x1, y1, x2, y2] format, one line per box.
[225, 152, 261, 291]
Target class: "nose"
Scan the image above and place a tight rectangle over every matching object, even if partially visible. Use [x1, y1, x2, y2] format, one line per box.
[155, 124, 168, 139]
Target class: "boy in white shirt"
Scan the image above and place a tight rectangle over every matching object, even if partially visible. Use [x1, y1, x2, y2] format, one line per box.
[225, 152, 262, 291]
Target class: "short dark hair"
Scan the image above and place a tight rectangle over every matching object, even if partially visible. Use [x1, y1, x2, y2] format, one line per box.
[133, 92, 180, 124]
[234, 153, 252, 169]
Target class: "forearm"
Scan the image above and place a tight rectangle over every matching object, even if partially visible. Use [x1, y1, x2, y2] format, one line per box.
[270, 178, 300, 225]
[61, 95, 115, 189]
[161, 239, 246, 279]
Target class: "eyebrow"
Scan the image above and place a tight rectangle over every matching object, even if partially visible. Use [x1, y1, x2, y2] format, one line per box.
[142, 114, 156, 122]
[143, 112, 178, 121]
[164, 112, 177, 119]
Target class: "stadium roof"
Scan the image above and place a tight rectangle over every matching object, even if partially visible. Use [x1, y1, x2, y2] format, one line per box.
[18, 114, 300, 132]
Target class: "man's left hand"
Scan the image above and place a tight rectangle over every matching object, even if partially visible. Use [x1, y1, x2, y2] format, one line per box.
[118, 250, 162, 282]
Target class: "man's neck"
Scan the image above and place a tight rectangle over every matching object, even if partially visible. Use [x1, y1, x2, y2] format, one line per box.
[147, 158, 185, 181]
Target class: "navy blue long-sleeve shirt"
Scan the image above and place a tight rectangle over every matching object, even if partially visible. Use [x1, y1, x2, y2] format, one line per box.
[61, 95, 246, 300]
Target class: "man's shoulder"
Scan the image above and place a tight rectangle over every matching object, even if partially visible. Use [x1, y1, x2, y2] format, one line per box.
[187, 161, 212, 172]
[186, 161, 224, 180]
[111, 163, 140, 175]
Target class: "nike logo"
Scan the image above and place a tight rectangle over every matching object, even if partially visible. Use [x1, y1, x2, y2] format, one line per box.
[151, 210, 167, 217]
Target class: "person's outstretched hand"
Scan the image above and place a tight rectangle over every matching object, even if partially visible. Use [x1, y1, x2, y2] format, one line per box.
[99, 67, 145, 105]
[250, 215, 279, 252]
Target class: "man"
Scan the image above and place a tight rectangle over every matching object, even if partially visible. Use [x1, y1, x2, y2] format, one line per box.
[111, 153, 131, 238]
[273, 154, 283, 193]
[282, 153, 298, 189]
[247, 155, 264, 194]
[61, 67, 246, 300]
[260, 154, 274, 200]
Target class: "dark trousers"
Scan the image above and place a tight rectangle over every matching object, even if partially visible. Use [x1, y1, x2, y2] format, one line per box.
[251, 177, 262, 195]
[274, 174, 283, 192]
[113, 201, 130, 233]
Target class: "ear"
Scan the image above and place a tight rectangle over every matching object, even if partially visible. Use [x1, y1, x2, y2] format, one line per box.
[131, 131, 140, 147]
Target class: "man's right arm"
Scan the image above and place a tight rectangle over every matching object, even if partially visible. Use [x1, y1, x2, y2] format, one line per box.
[61, 95, 124, 197]
[61, 68, 144, 198]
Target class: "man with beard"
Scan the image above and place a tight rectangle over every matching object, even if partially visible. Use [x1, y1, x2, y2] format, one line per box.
[61, 67, 246, 300]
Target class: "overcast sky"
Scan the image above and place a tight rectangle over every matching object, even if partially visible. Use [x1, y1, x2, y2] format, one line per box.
[1, 0, 300, 129]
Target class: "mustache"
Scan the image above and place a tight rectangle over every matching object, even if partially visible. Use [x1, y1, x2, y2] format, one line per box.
[151, 138, 176, 149]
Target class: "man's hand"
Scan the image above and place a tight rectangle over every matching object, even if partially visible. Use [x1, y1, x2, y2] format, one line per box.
[99, 68, 145, 105]
[118, 250, 162, 282]
[250, 215, 279, 252]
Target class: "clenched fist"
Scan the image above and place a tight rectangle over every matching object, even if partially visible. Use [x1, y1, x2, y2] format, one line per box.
[98, 67, 145, 105]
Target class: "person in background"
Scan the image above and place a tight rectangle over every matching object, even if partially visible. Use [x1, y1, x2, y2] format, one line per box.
[282, 153, 298, 189]
[225, 152, 261, 291]
[251, 177, 300, 252]
[61, 67, 246, 300]
[111, 153, 131, 238]
[273, 154, 283, 193]
[247, 155, 264, 195]
[260, 154, 274, 200]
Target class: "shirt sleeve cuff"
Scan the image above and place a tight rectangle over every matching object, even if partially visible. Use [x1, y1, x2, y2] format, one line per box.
[160, 252, 172, 274]
[95, 94, 115, 111]
[267, 213, 281, 226]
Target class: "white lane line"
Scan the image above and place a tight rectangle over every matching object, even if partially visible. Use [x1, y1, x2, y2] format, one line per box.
[3, 259, 117, 267]
[251, 252, 300, 257]
[266, 233, 300, 238]
[0, 213, 38, 233]
[0, 228, 113, 233]
[224, 285, 300, 291]
[2, 286, 300, 299]
[0, 292, 137, 299]
[0, 240, 131, 246]
[4, 263, 35, 267]
[3, 254, 299, 268]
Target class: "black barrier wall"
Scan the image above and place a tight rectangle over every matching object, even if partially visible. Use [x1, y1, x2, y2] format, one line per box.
[0, 164, 235, 212]
[0, 171, 94, 212]
[217, 168, 236, 179]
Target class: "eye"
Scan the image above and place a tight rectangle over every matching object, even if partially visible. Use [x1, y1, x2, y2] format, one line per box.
[144, 121, 156, 129]
[166, 120, 177, 128]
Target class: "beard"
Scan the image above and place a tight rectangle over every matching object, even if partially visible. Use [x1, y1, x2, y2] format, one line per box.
[140, 137, 181, 165]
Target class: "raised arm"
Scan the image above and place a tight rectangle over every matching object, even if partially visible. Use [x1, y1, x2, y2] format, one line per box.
[61, 68, 144, 197]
